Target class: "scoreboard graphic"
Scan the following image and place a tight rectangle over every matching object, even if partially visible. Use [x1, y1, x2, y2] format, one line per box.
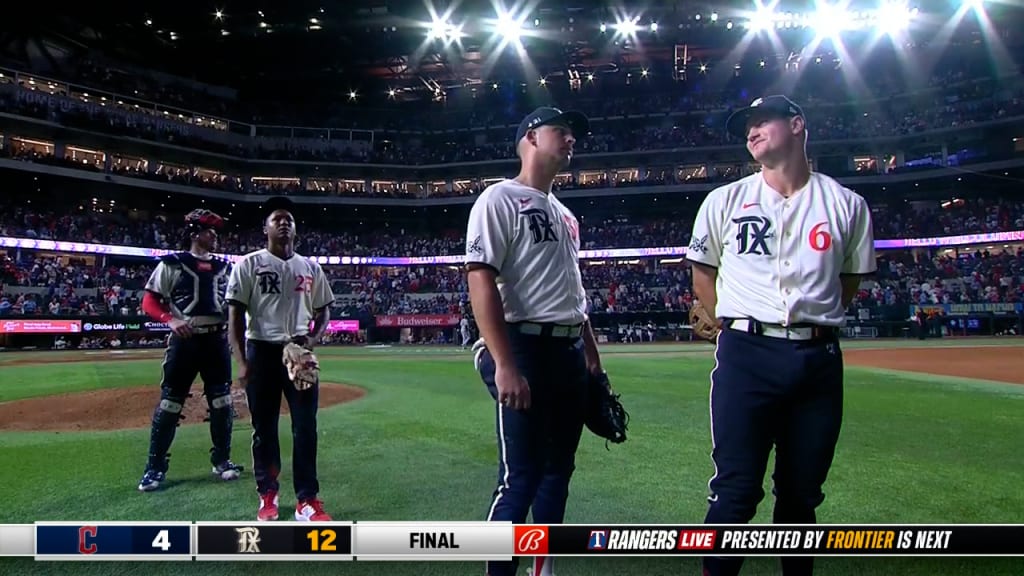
[34, 522, 192, 561]
[2, 523, 1022, 561]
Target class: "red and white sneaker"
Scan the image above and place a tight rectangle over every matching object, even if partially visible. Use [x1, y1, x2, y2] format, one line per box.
[257, 491, 279, 521]
[295, 498, 332, 521]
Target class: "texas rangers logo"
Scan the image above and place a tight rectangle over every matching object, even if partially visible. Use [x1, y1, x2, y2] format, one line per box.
[256, 271, 281, 295]
[521, 208, 558, 244]
[235, 527, 261, 553]
[588, 530, 609, 550]
[732, 216, 774, 256]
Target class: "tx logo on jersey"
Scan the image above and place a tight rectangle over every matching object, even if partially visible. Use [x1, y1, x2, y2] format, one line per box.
[732, 216, 774, 256]
[257, 271, 281, 295]
[521, 208, 558, 244]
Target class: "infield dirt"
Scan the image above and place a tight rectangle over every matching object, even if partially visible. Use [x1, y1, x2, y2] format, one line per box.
[0, 345, 1019, 433]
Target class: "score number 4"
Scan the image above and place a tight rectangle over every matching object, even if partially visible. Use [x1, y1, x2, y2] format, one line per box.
[152, 529, 171, 551]
[307, 529, 337, 552]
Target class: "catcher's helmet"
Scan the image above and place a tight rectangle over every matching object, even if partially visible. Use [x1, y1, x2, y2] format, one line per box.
[185, 209, 226, 232]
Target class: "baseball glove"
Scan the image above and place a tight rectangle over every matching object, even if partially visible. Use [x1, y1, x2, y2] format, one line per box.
[283, 342, 320, 391]
[689, 301, 722, 341]
[585, 371, 629, 449]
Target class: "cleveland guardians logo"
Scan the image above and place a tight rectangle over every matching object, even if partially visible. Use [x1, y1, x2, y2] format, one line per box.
[256, 271, 281, 295]
[732, 216, 774, 256]
[521, 209, 558, 244]
[78, 525, 98, 554]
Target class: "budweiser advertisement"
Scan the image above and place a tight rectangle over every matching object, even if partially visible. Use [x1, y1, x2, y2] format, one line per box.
[375, 314, 462, 328]
[326, 320, 360, 333]
[1, 320, 83, 334]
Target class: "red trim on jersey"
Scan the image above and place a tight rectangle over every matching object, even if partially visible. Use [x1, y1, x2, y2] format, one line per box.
[142, 291, 173, 324]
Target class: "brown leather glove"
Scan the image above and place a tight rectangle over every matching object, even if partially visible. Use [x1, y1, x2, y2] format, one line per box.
[689, 301, 722, 341]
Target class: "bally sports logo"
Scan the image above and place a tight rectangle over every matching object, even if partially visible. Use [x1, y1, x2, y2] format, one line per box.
[514, 525, 549, 555]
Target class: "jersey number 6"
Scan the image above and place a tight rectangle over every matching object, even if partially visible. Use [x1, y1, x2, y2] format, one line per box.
[808, 222, 833, 252]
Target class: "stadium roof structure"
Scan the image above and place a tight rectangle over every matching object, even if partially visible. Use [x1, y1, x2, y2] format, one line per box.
[2, 0, 1021, 110]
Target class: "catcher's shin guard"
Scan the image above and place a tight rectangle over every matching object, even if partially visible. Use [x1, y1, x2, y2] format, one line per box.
[205, 383, 234, 465]
[146, 394, 186, 472]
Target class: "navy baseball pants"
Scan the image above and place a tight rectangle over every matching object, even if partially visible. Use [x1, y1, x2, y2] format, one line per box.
[703, 323, 844, 576]
[146, 329, 234, 472]
[476, 325, 588, 576]
[245, 339, 320, 501]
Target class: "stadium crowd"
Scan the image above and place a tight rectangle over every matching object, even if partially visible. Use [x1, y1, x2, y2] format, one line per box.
[1, 49, 1022, 330]
[1, 55, 1022, 170]
[2, 241, 1021, 320]
[2, 198, 1022, 256]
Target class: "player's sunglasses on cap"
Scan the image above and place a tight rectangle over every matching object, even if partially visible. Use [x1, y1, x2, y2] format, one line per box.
[184, 208, 226, 231]
[725, 95, 805, 140]
[515, 106, 591, 143]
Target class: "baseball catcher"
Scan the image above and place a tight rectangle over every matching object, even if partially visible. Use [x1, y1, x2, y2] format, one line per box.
[283, 342, 320, 390]
[689, 300, 722, 341]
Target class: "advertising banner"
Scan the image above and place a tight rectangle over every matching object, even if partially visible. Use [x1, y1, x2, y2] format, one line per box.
[0, 319, 83, 334]
[326, 320, 360, 333]
[375, 314, 462, 327]
[909, 302, 1023, 316]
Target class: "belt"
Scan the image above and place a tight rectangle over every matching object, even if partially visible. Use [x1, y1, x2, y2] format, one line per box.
[512, 322, 583, 338]
[191, 324, 225, 334]
[725, 318, 838, 341]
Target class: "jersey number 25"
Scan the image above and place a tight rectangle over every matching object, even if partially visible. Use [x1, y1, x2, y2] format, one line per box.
[295, 275, 314, 293]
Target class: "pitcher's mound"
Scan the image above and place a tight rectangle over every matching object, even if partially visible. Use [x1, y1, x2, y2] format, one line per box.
[0, 383, 365, 432]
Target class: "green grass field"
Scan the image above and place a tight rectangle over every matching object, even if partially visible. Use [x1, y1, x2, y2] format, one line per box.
[1, 339, 1023, 575]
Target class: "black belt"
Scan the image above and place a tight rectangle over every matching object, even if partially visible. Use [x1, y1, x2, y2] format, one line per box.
[191, 324, 226, 334]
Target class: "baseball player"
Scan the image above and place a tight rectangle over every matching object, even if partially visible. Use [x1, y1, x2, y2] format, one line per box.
[226, 197, 335, 522]
[466, 107, 607, 576]
[460, 316, 472, 349]
[686, 95, 876, 576]
[137, 209, 242, 492]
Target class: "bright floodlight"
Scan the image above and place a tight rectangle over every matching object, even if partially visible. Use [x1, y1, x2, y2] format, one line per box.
[812, 2, 850, 38]
[746, 5, 775, 32]
[496, 13, 522, 41]
[428, 18, 448, 39]
[877, 1, 913, 34]
[614, 17, 639, 36]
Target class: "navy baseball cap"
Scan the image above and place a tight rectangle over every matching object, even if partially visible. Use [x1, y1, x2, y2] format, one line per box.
[725, 95, 805, 139]
[263, 196, 294, 216]
[515, 106, 590, 144]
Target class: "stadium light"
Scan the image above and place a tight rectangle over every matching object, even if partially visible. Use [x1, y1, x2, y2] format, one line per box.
[494, 11, 524, 42]
[877, 0, 915, 34]
[745, 1, 777, 33]
[811, 1, 851, 39]
[614, 17, 639, 36]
